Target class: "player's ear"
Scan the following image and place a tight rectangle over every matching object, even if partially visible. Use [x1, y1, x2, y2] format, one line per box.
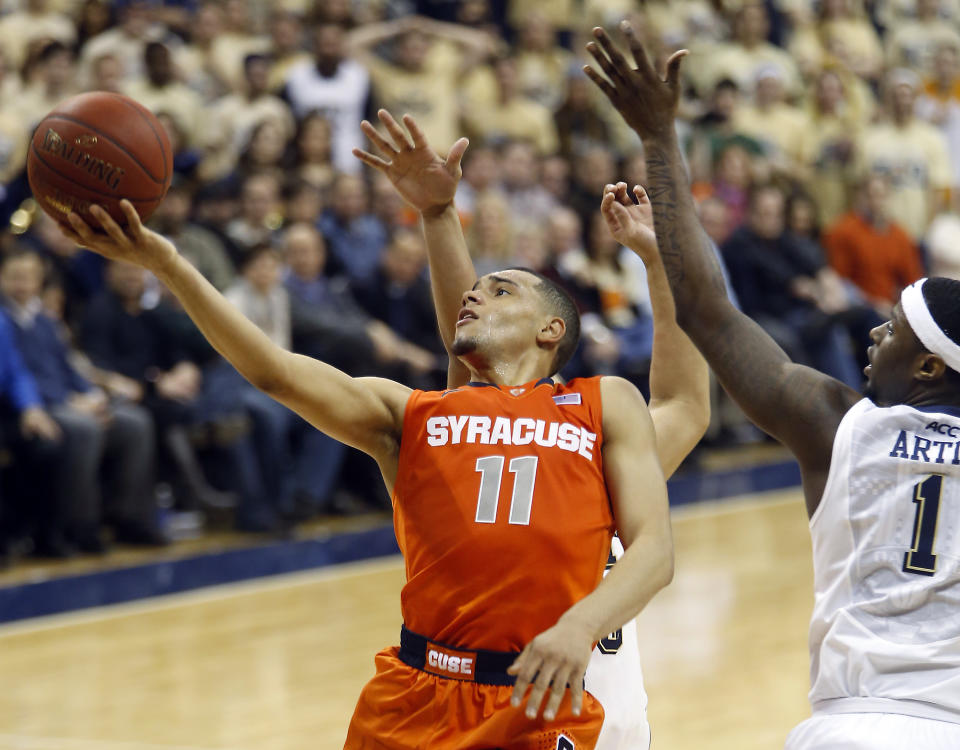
[537, 316, 566, 349]
[916, 352, 948, 381]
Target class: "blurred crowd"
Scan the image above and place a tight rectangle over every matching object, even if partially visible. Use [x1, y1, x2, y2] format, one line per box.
[0, 0, 954, 560]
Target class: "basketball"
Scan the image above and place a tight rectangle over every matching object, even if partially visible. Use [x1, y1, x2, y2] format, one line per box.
[26, 91, 173, 227]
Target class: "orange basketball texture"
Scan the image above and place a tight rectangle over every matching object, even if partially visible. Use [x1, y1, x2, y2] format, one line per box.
[27, 92, 173, 226]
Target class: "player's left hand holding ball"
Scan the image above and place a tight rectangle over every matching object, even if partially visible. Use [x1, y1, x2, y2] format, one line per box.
[507, 613, 595, 721]
[60, 200, 177, 274]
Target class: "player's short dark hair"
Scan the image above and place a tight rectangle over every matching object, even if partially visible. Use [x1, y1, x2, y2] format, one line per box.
[507, 267, 580, 375]
[923, 277, 960, 346]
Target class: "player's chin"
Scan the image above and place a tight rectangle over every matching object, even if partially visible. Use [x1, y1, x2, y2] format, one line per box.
[451, 335, 479, 357]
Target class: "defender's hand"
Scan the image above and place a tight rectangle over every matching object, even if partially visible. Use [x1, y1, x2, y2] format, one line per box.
[507, 615, 594, 722]
[353, 109, 469, 216]
[61, 201, 178, 274]
[601, 182, 659, 262]
[584, 23, 687, 142]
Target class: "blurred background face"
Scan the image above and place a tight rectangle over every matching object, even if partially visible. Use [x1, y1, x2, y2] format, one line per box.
[512, 223, 549, 270]
[107, 260, 147, 302]
[749, 188, 786, 239]
[698, 197, 730, 245]
[754, 73, 783, 107]
[285, 183, 323, 224]
[494, 58, 518, 98]
[271, 13, 301, 54]
[540, 156, 569, 200]
[575, 146, 616, 193]
[145, 43, 172, 86]
[787, 196, 817, 236]
[0, 254, 44, 306]
[153, 186, 192, 228]
[864, 174, 891, 217]
[242, 175, 280, 223]
[284, 225, 326, 280]
[738, 4, 769, 44]
[622, 150, 647, 188]
[890, 81, 917, 119]
[395, 31, 430, 70]
[715, 145, 752, 188]
[933, 44, 959, 83]
[815, 71, 843, 112]
[500, 142, 538, 189]
[314, 24, 345, 70]
[298, 114, 332, 162]
[712, 83, 739, 118]
[44, 48, 73, 89]
[247, 120, 286, 166]
[463, 146, 498, 190]
[194, 4, 222, 44]
[244, 251, 281, 293]
[331, 175, 367, 220]
[244, 57, 270, 95]
[519, 12, 554, 51]
[382, 232, 427, 286]
[92, 53, 123, 92]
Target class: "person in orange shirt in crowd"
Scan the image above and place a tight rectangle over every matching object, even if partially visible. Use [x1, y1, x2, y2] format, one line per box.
[823, 173, 925, 314]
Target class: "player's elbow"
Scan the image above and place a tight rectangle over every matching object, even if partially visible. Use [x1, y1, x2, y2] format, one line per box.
[245, 353, 293, 398]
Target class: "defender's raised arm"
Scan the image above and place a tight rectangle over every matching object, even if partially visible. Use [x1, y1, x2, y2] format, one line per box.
[585, 25, 860, 511]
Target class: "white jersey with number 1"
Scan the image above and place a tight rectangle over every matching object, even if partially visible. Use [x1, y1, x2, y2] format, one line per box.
[787, 399, 960, 749]
[584, 535, 651, 750]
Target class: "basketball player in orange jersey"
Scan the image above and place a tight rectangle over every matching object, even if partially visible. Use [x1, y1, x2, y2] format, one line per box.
[355, 109, 710, 750]
[61, 161, 677, 750]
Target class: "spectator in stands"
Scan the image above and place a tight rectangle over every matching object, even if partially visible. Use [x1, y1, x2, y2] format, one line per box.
[20, 41, 78, 131]
[0, 308, 63, 560]
[512, 10, 574, 110]
[80, 0, 165, 85]
[150, 177, 235, 292]
[234, 119, 287, 180]
[89, 51, 123, 93]
[125, 41, 203, 149]
[567, 143, 617, 225]
[0, 0, 76, 73]
[208, 0, 269, 95]
[799, 68, 866, 227]
[80, 259, 233, 520]
[721, 184, 863, 387]
[1, 250, 161, 550]
[353, 229, 443, 388]
[283, 178, 324, 226]
[317, 173, 387, 284]
[702, 3, 802, 99]
[265, 10, 310, 93]
[74, 0, 115, 54]
[732, 65, 808, 174]
[207, 53, 295, 180]
[284, 21, 370, 173]
[349, 14, 494, 154]
[886, 0, 960, 74]
[824, 173, 925, 313]
[289, 111, 336, 193]
[686, 78, 742, 184]
[453, 143, 500, 219]
[859, 68, 952, 240]
[225, 172, 282, 258]
[818, 0, 884, 82]
[554, 67, 610, 160]
[174, 1, 228, 100]
[463, 54, 559, 155]
[917, 42, 960, 190]
[498, 140, 556, 224]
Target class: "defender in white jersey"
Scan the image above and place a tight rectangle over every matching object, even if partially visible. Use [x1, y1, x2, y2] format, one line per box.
[585, 25, 960, 750]
[354, 110, 710, 749]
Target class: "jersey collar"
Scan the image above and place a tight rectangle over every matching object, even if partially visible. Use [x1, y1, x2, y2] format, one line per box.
[466, 377, 555, 393]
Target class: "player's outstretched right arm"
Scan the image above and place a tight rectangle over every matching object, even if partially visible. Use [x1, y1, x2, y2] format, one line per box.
[584, 25, 860, 495]
[62, 203, 409, 463]
[353, 109, 475, 389]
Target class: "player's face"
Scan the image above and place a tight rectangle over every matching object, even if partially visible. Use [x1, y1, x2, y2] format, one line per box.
[452, 271, 547, 364]
[864, 303, 926, 404]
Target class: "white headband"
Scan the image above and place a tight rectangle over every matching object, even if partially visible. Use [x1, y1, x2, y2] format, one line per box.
[901, 278, 960, 373]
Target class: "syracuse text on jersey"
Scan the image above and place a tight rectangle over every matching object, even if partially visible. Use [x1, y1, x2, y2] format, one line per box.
[424, 414, 598, 460]
[889, 420, 960, 465]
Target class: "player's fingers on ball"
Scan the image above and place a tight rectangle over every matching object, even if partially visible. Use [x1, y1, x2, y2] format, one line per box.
[91, 205, 127, 244]
[119, 200, 144, 236]
[66, 211, 95, 240]
[378, 109, 414, 150]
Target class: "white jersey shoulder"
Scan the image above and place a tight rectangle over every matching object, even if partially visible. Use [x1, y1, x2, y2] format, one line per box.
[809, 398, 960, 720]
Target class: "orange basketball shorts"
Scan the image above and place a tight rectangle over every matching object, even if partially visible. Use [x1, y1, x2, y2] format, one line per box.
[344, 645, 604, 750]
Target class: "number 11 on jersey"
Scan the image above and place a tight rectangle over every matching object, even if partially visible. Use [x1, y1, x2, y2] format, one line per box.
[474, 455, 539, 526]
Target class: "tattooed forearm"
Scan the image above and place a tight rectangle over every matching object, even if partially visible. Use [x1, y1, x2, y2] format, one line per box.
[644, 135, 729, 323]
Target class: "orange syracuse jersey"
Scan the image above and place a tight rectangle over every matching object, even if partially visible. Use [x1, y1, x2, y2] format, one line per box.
[393, 375, 615, 652]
